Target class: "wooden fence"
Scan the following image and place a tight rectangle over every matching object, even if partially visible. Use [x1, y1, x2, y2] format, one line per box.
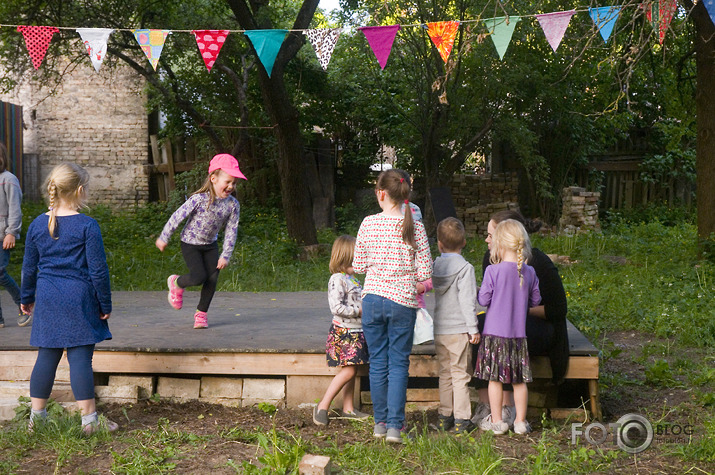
[147, 135, 205, 201]
[576, 159, 694, 209]
[0, 101, 23, 184]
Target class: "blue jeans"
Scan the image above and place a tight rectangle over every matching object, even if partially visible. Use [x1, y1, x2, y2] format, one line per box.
[0, 248, 21, 322]
[362, 294, 416, 430]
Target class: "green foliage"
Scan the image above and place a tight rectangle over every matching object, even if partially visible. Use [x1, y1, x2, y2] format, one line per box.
[241, 414, 306, 474]
[644, 359, 682, 388]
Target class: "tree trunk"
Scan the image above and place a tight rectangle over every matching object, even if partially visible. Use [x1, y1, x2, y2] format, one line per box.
[691, 2, 715, 243]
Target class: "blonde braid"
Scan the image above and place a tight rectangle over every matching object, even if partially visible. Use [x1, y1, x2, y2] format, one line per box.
[516, 241, 524, 287]
[48, 181, 58, 239]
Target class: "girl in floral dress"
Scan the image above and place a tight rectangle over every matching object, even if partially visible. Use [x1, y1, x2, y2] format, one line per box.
[476, 219, 540, 435]
[313, 235, 369, 426]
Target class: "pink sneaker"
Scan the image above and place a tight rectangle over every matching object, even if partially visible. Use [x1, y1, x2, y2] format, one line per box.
[167, 275, 183, 310]
[193, 311, 208, 329]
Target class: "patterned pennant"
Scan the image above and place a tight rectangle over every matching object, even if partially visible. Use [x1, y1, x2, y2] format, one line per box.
[535, 11, 575, 53]
[358, 25, 401, 70]
[17, 26, 59, 70]
[305, 28, 342, 70]
[192, 30, 229, 72]
[426, 21, 459, 63]
[77, 28, 113, 72]
[244, 30, 289, 78]
[133, 29, 171, 71]
[484, 16, 521, 60]
[647, 1, 677, 45]
[589, 6, 623, 43]
[704, 0, 715, 29]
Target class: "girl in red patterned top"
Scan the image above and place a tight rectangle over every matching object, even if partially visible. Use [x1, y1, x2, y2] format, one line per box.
[353, 169, 432, 443]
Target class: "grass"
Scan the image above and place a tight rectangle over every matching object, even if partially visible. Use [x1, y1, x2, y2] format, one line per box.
[3, 202, 714, 473]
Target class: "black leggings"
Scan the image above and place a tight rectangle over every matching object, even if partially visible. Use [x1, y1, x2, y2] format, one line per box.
[30, 345, 96, 401]
[177, 241, 220, 312]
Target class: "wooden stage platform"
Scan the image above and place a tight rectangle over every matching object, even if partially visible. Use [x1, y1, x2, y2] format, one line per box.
[0, 291, 601, 420]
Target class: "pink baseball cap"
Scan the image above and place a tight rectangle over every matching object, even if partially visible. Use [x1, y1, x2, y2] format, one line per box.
[208, 153, 247, 180]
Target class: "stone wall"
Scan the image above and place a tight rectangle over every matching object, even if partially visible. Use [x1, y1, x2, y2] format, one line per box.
[0, 61, 149, 208]
[559, 186, 601, 234]
[450, 173, 520, 238]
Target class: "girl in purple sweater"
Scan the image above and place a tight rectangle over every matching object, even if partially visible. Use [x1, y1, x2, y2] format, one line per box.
[156, 154, 246, 329]
[476, 219, 540, 435]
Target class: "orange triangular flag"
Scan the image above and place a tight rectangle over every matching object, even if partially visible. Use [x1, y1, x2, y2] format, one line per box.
[427, 21, 459, 63]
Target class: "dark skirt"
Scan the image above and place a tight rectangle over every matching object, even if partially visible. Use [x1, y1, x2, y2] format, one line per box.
[326, 324, 369, 367]
[474, 334, 532, 384]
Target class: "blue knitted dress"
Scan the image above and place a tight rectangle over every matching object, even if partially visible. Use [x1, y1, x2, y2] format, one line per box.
[21, 213, 112, 348]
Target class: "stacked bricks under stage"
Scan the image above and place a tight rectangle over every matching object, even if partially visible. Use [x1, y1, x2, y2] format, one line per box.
[450, 173, 519, 238]
[559, 186, 601, 234]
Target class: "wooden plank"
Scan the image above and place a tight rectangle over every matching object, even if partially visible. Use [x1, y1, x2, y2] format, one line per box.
[148, 162, 198, 173]
[149, 134, 160, 165]
[164, 141, 176, 191]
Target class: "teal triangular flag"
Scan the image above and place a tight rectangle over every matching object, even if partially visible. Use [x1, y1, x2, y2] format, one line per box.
[484, 16, 521, 60]
[589, 6, 622, 43]
[244, 29, 289, 77]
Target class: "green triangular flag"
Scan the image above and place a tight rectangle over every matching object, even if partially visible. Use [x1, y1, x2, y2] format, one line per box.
[484, 16, 521, 60]
[244, 29, 289, 77]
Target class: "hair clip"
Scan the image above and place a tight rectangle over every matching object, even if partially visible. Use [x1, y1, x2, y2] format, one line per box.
[399, 178, 404, 183]
[404, 199, 409, 204]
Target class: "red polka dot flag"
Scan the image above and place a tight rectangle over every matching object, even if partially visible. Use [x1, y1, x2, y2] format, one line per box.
[17, 25, 60, 70]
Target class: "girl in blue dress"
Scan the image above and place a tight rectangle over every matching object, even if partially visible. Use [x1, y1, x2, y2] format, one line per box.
[21, 163, 117, 435]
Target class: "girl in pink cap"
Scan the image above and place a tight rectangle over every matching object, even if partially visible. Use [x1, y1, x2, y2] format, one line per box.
[156, 154, 246, 328]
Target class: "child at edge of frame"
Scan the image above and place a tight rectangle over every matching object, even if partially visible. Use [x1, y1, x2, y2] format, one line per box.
[21, 162, 118, 434]
[156, 153, 247, 329]
[313, 235, 370, 427]
[0, 142, 31, 328]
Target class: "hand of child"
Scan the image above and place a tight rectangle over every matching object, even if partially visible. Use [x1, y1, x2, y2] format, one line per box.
[217, 257, 229, 269]
[468, 333, 480, 344]
[2, 234, 15, 250]
[155, 239, 167, 252]
[100, 313, 111, 320]
[416, 282, 426, 294]
[21, 303, 34, 315]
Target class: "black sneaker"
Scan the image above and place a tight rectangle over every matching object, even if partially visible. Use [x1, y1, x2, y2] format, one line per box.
[437, 414, 454, 431]
[452, 418, 475, 435]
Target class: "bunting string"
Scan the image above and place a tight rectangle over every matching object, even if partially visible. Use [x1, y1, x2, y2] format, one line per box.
[0, 2, 694, 73]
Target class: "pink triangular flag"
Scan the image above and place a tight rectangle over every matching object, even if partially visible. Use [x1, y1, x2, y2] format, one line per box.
[657, 0, 677, 45]
[17, 26, 59, 70]
[536, 11, 575, 53]
[358, 25, 401, 70]
[192, 30, 229, 72]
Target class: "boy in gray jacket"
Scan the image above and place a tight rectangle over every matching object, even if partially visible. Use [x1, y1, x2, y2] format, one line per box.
[432, 217, 480, 434]
[0, 143, 28, 328]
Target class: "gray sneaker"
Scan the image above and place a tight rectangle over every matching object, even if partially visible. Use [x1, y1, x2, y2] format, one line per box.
[478, 415, 509, 435]
[373, 422, 387, 438]
[471, 403, 490, 425]
[513, 420, 532, 435]
[386, 425, 412, 444]
[337, 409, 370, 421]
[312, 406, 329, 426]
[501, 405, 516, 429]
[18, 311, 33, 327]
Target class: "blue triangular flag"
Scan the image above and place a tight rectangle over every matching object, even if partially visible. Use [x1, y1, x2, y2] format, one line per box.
[703, 0, 715, 27]
[244, 30, 289, 77]
[589, 6, 622, 43]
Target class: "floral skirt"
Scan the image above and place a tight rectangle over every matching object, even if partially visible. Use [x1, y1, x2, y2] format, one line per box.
[474, 335, 532, 384]
[326, 324, 369, 367]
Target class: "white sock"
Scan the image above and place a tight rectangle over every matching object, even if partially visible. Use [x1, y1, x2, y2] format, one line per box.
[82, 411, 98, 426]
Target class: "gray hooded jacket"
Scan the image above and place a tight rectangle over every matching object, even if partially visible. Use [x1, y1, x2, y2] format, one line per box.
[432, 253, 479, 335]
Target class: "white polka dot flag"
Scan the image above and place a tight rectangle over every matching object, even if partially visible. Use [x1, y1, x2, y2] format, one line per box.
[76, 28, 114, 72]
[192, 30, 229, 72]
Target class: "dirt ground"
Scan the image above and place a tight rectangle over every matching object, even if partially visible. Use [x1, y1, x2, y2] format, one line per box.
[4, 330, 714, 474]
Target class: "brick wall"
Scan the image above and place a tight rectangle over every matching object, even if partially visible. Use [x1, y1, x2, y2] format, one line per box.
[450, 173, 520, 238]
[0, 61, 149, 208]
[559, 186, 601, 234]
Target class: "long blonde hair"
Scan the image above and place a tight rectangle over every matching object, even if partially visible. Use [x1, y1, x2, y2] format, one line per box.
[376, 169, 416, 249]
[490, 219, 532, 286]
[192, 169, 223, 208]
[45, 163, 89, 239]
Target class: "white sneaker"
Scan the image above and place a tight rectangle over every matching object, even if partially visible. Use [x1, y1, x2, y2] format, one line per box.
[471, 403, 490, 425]
[478, 414, 508, 435]
[513, 420, 532, 434]
[501, 405, 516, 428]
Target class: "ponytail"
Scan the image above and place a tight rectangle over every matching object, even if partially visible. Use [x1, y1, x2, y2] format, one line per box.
[377, 169, 417, 249]
[43, 163, 89, 239]
[48, 180, 58, 239]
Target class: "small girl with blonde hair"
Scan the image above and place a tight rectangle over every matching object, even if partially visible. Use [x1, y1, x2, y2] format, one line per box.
[313, 235, 369, 426]
[21, 163, 117, 434]
[476, 219, 540, 435]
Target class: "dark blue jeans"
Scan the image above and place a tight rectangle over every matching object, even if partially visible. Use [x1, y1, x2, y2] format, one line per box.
[361, 294, 416, 430]
[30, 345, 96, 401]
[0, 248, 21, 322]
